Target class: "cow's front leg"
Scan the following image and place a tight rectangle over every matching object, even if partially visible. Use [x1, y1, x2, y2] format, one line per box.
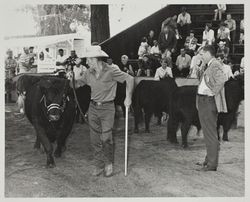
[34, 122, 55, 168]
[33, 136, 41, 149]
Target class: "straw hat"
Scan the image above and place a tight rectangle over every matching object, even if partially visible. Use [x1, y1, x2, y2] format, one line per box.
[83, 45, 109, 58]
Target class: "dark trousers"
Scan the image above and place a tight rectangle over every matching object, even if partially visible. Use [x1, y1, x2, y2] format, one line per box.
[197, 95, 220, 169]
[172, 67, 190, 78]
[177, 24, 190, 40]
[88, 102, 115, 168]
[230, 30, 236, 44]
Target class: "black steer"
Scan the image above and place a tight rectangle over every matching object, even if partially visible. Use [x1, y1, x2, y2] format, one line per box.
[132, 77, 178, 133]
[167, 74, 244, 147]
[17, 75, 76, 167]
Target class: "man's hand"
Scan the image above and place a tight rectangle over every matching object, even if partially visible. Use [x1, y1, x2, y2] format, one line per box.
[124, 96, 132, 108]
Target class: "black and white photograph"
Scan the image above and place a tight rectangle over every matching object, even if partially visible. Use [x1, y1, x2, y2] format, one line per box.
[1, 0, 247, 198]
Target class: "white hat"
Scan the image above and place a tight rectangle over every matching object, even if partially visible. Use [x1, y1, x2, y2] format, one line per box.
[83, 45, 109, 58]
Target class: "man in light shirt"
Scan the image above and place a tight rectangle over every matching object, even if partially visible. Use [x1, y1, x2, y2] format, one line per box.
[202, 23, 215, 46]
[217, 22, 230, 47]
[217, 54, 233, 80]
[154, 58, 173, 80]
[175, 48, 191, 77]
[224, 14, 236, 43]
[177, 7, 192, 40]
[196, 45, 227, 172]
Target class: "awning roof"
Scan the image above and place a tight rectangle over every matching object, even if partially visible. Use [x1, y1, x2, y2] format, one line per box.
[4, 33, 84, 48]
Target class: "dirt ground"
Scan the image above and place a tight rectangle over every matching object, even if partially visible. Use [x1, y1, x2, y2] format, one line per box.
[5, 102, 245, 197]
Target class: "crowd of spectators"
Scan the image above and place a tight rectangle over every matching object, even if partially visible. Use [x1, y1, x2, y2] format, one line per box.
[5, 5, 245, 102]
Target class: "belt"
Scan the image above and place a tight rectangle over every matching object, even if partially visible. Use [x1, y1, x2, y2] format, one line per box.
[197, 94, 214, 97]
[91, 100, 114, 106]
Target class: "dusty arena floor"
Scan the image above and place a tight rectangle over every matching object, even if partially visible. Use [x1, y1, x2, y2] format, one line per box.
[5, 103, 245, 197]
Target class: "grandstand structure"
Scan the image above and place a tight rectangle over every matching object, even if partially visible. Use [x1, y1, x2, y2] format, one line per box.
[100, 4, 244, 70]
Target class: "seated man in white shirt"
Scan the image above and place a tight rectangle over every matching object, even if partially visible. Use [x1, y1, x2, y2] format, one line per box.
[154, 57, 173, 80]
[150, 40, 161, 55]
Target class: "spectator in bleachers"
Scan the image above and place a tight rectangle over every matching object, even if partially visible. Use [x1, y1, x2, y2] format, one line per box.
[202, 23, 215, 46]
[120, 55, 134, 76]
[224, 14, 236, 43]
[161, 15, 180, 39]
[216, 41, 229, 59]
[174, 48, 191, 77]
[239, 19, 244, 44]
[150, 40, 160, 55]
[214, 4, 226, 21]
[154, 57, 173, 80]
[184, 30, 198, 57]
[189, 47, 205, 78]
[158, 24, 177, 59]
[217, 22, 230, 47]
[137, 54, 152, 77]
[138, 37, 150, 60]
[107, 58, 119, 70]
[147, 30, 156, 47]
[65, 50, 79, 71]
[217, 54, 234, 80]
[177, 7, 191, 40]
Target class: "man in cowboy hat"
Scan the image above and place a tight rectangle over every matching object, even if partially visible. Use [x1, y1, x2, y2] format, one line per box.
[72, 45, 134, 177]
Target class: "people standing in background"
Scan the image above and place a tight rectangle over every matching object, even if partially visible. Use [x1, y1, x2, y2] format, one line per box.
[174, 48, 192, 77]
[154, 57, 173, 80]
[158, 24, 177, 59]
[138, 37, 150, 60]
[196, 45, 227, 172]
[184, 30, 198, 57]
[239, 19, 244, 44]
[55, 49, 68, 77]
[202, 23, 215, 46]
[18, 47, 31, 74]
[120, 55, 134, 76]
[224, 14, 236, 43]
[147, 30, 156, 47]
[214, 4, 226, 21]
[177, 7, 192, 40]
[217, 22, 230, 47]
[65, 50, 79, 71]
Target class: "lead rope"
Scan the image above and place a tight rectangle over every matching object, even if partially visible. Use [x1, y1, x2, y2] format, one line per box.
[71, 71, 111, 134]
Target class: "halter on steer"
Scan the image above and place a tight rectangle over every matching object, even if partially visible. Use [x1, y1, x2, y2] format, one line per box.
[39, 80, 70, 121]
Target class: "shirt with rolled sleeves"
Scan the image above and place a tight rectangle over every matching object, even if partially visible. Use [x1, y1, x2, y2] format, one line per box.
[76, 62, 129, 102]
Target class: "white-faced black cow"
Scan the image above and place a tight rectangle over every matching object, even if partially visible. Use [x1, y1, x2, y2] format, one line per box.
[17, 75, 76, 168]
[167, 74, 244, 147]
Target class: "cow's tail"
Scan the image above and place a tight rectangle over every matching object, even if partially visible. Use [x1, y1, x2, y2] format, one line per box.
[132, 85, 143, 123]
[17, 93, 25, 114]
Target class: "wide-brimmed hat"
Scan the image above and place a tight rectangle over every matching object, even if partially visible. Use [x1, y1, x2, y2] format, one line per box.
[83, 45, 109, 58]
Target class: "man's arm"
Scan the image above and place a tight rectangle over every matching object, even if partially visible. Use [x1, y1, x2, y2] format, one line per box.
[112, 68, 134, 107]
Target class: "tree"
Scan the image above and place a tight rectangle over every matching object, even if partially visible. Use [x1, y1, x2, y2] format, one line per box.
[90, 5, 110, 43]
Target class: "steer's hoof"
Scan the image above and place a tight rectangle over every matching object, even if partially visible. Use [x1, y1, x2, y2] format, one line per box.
[182, 144, 188, 149]
[145, 129, 150, 133]
[223, 138, 229, 141]
[134, 129, 139, 134]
